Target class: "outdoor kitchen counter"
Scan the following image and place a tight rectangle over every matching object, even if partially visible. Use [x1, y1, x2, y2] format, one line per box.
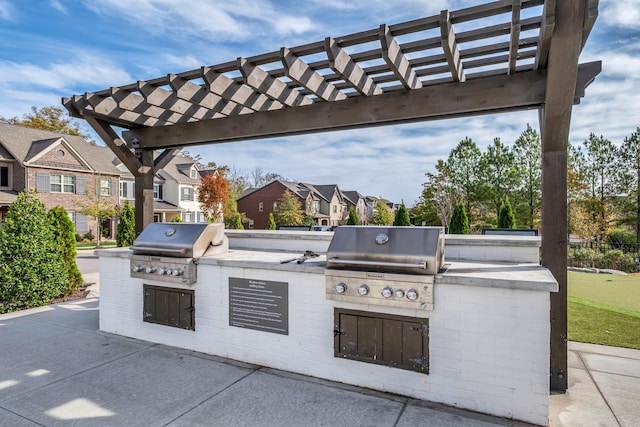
[98, 248, 557, 292]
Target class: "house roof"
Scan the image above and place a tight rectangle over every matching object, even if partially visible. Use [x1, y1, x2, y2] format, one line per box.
[342, 190, 364, 205]
[0, 123, 121, 176]
[157, 154, 201, 185]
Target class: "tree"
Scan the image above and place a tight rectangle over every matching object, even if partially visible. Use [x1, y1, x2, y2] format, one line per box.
[116, 200, 136, 247]
[445, 137, 482, 221]
[1, 106, 94, 143]
[480, 137, 519, 218]
[369, 199, 394, 225]
[498, 197, 516, 229]
[48, 206, 83, 294]
[449, 203, 469, 234]
[347, 207, 360, 225]
[250, 167, 287, 188]
[0, 192, 68, 313]
[275, 190, 304, 225]
[76, 177, 119, 247]
[393, 203, 411, 226]
[267, 213, 277, 230]
[619, 127, 640, 244]
[571, 133, 620, 240]
[418, 159, 457, 226]
[232, 214, 244, 229]
[512, 124, 542, 229]
[198, 172, 230, 222]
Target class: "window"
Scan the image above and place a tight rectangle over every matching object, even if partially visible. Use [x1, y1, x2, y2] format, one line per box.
[153, 184, 162, 200]
[259, 202, 263, 212]
[0, 166, 8, 187]
[183, 212, 193, 222]
[100, 179, 111, 196]
[181, 187, 194, 201]
[273, 202, 277, 211]
[50, 175, 75, 193]
[119, 182, 125, 198]
[190, 168, 197, 179]
[248, 219, 254, 229]
[333, 205, 337, 213]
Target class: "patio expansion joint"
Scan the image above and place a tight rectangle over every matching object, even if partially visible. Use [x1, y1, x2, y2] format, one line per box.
[576, 351, 623, 427]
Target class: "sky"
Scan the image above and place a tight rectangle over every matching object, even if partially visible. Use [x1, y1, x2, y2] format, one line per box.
[1, 0, 639, 205]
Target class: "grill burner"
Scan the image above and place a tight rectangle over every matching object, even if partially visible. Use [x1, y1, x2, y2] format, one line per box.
[325, 226, 445, 310]
[130, 223, 228, 285]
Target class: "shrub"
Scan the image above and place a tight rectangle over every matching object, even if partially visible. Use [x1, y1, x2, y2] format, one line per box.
[498, 197, 516, 229]
[48, 206, 84, 294]
[449, 203, 469, 234]
[172, 216, 183, 223]
[393, 203, 411, 226]
[267, 213, 277, 230]
[75, 233, 83, 242]
[0, 192, 68, 313]
[83, 231, 95, 241]
[116, 200, 136, 247]
[347, 208, 359, 225]
[607, 228, 636, 246]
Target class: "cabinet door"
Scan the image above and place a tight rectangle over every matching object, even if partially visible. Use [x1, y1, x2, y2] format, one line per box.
[143, 285, 195, 331]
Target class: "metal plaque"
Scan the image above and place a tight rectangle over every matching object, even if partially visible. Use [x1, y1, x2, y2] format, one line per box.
[229, 278, 289, 335]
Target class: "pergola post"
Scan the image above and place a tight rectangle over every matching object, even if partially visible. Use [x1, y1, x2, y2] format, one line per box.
[134, 148, 155, 235]
[540, 0, 587, 392]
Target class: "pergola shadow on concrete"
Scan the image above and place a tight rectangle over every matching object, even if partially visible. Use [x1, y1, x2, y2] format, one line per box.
[64, 0, 600, 391]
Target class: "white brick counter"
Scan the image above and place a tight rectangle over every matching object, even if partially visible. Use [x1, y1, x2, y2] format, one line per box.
[98, 233, 555, 426]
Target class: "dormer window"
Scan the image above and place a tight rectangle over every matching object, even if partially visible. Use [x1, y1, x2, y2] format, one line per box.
[190, 168, 197, 179]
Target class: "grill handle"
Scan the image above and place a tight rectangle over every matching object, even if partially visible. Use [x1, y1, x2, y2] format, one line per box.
[131, 246, 188, 256]
[328, 258, 427, 270]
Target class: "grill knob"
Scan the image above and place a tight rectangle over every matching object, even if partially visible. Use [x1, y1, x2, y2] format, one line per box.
[381, 287, 393, 298]
[158, 267, 167, 275]
[394, 289, 405, 298]
[132, 265, 143, 273]
[358, 284, 369, 296]
[170, 269, 183, 276]
[406, 289, 419, 301]
[145, 266, 156, 274]
[335, 283, 347, 294]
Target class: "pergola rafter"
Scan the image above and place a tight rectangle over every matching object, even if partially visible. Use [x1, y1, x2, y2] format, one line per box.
[63, 0, 601, 393]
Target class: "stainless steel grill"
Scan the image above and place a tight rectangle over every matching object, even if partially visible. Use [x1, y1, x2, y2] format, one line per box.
[325, 226, 445, 310]
[130, 222, 228, 285]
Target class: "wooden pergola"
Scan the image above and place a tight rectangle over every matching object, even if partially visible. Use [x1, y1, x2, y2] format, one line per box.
[64, 0, 599, 391]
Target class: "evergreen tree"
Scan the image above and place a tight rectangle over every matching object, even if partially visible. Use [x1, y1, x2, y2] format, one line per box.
[116, 200, 136, 247]
[267, 213, 277, 230]
[347, 207, 359, 225]
[48, 206, 83, 294]
[449, 203, 469, 234]
[498, 197, 516, 229]
[393, 203, 411, 226]
[0, 192, 68, 313]
[233, 214, 244, 229]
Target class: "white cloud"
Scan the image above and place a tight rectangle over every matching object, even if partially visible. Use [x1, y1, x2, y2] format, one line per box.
[600, 0, 640, 29]
[50, 0, 68, 14]
[0, 0, 14, 20]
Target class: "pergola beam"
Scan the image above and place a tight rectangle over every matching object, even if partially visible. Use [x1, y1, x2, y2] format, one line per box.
[440, 10, 466, 82]
[127, 63, 599, 150]
[280, 47, 347, 102]
[238, 58, 314, 107]
[508, 0, 522, 75]
[201, 67, 279, 113]
[535, 0, 555, 69]
[325, 37, 383, 96]
[379, 24, 423, 90]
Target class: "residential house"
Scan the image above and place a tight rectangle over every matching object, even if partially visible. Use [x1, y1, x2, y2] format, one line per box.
[0, 123, 121, 238]
[238, 180, 360, 229]
[342, 190, 368, 224]
[118, 153, 206, 223]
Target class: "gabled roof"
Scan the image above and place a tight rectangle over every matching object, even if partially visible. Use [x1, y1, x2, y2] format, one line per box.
[0, 123, 121, 175]
[342, 190, 364, 205]
[156, 154, 201, 185]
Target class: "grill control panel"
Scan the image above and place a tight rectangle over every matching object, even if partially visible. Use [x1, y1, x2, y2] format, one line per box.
[130, 255, 197, 285]
[325, 269, 433, 310]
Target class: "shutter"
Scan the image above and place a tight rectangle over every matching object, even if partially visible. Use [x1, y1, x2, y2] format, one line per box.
[75, 213, 89, 233]
[76, 176, 87, 195]
[36, 173, 50, 193]
[159, 185, 163, 200]
[110, 179, 115, 196]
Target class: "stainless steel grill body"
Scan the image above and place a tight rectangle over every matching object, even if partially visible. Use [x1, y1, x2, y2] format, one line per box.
[130, 223, 228, 285]
[325, 226, 444, 310]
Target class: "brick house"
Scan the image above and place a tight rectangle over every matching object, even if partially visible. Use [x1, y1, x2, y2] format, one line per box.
[238, 180, 370, 229]
[0, 123, 121, 238]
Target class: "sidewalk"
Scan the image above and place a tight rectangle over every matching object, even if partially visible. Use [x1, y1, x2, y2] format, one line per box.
[0, 297, 638, 426]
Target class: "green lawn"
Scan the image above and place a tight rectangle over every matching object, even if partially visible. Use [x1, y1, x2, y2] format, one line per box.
[568, 272, 640, 350]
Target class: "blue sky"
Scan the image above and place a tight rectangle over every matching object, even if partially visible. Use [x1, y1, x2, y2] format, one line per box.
[1, 0, 639, 205]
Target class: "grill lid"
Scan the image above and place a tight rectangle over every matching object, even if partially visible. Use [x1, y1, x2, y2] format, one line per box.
[131, 222, 226, 258]
[326, 226, 445, 275]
